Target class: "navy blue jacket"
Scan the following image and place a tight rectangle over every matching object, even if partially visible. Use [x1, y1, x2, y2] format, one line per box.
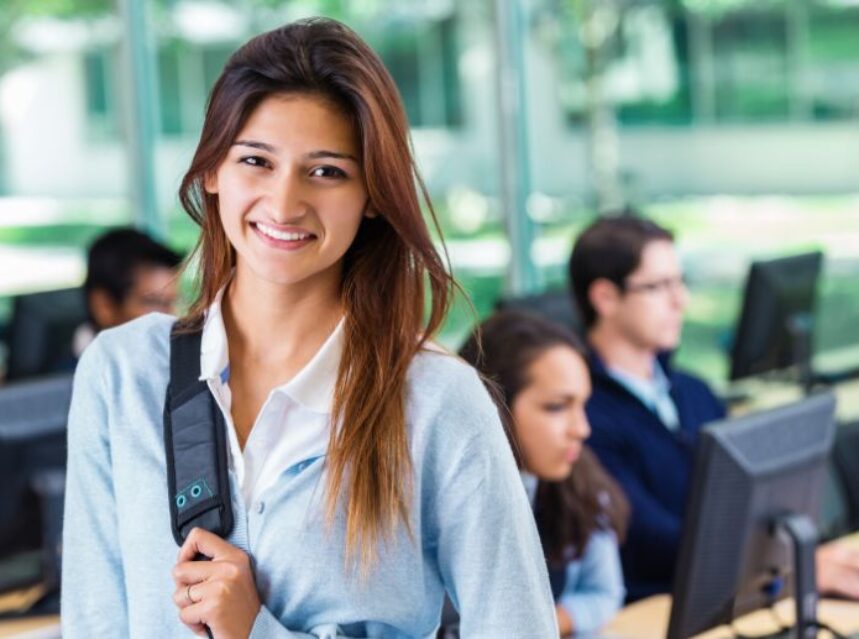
[585, 350, 726, 601]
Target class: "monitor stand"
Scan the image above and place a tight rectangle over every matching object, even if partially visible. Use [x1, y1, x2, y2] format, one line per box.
[777, 513, 819, 639]
[786, 313, 814, 394]
[736, 514, 819, 639]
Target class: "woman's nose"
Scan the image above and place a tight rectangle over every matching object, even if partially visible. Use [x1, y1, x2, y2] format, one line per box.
[569, 412, 591, 441]
[267, 171, 308, 221]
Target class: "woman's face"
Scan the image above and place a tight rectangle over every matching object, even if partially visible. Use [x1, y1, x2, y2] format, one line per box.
[511, 345, 592, 482]
[206, 93, 370, 290]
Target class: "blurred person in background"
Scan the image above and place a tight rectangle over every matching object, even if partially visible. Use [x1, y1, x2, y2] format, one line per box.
[461, 310, 629, 636]
[74, 227, 182, 357]
[569, 214, 859, 602]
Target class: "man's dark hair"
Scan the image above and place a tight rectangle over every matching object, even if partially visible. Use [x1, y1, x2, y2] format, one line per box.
[84, 227, 182, 303]
[568, 214, 674, 329]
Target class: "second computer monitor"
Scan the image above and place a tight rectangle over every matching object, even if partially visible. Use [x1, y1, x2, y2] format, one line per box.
[729, 251, 822, 382]
[5, 287, 87, 381]
[667, 392, 836, 639]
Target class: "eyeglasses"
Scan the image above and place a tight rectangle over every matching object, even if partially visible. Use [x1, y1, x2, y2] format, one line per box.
[127, 294, 178, 312]
[622, 275, 688, 296]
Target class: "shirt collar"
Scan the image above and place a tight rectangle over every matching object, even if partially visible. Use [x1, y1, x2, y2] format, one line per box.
[72, 322, 97, 358]
[200, 285, 231, 383]
[281, 319, 344, 414]
[199, 284, 344, 414]
[605, 358, 672, 409]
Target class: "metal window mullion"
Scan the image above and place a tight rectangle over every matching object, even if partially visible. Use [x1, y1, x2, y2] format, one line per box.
[494, 0, 538, 296]
[119, 0, 164, 239]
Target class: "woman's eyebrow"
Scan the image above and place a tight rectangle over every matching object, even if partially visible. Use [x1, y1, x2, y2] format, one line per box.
[232, 139, 359, 163]
[306, 150, 360, 163]
[546, 393, 577, 402]
[233, 139, 276, 152]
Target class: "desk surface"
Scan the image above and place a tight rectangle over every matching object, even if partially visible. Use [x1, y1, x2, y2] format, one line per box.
[728, 376, 859, 422]
[0, 615, 58, 638]
[604, 595, 859, 638]
[1, 597, 858, 638]
[605, 532, 859, 638]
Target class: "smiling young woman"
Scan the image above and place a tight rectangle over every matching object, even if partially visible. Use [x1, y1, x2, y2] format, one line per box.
[61, 17, 557, 639]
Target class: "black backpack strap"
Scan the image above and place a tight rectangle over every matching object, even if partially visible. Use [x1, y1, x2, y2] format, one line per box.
[163, 323, 234, 546]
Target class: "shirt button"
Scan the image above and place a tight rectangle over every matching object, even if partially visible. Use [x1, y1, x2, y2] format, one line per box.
[256, 501, 265, 514]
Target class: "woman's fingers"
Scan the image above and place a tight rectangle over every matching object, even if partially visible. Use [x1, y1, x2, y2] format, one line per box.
[178, 527, 239, 563]
[173, 581, 203, 609]
[178, 599, 211, 636]
[171, 530, 260, 637]
[173, 558, 219, 586]
[174, 582, 213, 636]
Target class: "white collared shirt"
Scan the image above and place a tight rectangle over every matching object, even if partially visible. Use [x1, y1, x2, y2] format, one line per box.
[606, 359, 680, 431]
[199, 286, 344, 510]
[72, 322, 97, 358]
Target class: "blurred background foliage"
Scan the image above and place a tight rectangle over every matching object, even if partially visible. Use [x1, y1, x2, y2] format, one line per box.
[1, 0, 858, 385]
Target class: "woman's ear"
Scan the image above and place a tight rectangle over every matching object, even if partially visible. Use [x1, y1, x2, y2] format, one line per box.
[203, 172, 219, 195]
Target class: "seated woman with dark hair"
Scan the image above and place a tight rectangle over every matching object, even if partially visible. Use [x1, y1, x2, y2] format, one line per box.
[460, 310, 630, 636]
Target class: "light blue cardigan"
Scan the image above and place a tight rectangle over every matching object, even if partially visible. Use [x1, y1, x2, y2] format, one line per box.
[61, 313, 558, 638]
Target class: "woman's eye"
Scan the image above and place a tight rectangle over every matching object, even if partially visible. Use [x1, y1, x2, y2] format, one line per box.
[239, 155, 270, 169]
[310, 165, 347, 179]
[541, 403, 567, 413]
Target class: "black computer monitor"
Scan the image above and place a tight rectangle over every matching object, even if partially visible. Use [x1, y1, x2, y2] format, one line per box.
[668, 392, 836, 639]
[5, 287, 88, 381]
[0, 374, 72, 601]
[729, 252, 823, 383]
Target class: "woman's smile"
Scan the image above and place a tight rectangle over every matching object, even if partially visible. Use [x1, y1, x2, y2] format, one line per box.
[251, 221, 317, 251]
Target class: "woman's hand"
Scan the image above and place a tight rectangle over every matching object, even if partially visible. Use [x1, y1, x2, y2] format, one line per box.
[172, 527, 262, 638]
[556, 604, 574, 637]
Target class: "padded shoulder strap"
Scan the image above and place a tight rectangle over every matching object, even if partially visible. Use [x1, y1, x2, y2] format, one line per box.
[163, 324, 233, 546]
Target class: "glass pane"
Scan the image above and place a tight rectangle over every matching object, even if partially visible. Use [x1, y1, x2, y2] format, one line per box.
[552, 4, 693, 127]
[712, 10, 790, 122]
[808, 5, 859, 121]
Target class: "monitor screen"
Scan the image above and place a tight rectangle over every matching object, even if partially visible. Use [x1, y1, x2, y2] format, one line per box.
[729, 252, 822, 381]
[667, 392, 836, 639]
[6, 287, 87, 381]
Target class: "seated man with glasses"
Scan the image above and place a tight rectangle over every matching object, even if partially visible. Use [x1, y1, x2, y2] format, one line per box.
[568, 214, 859, 603]
[569, 215, 718, 602]
[71, 227, 182, 361]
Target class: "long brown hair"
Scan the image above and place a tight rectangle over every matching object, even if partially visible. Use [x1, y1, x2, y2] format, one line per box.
[459, 310, 629, 563]
[177, 18, 455, 567]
